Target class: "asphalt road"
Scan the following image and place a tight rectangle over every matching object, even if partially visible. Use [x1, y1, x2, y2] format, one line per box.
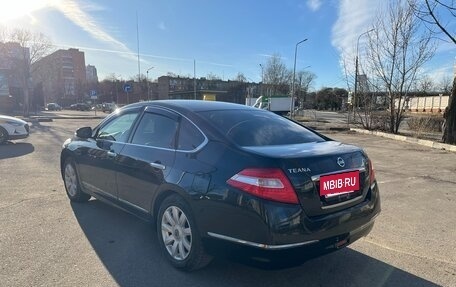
[0, 118, 455, 287]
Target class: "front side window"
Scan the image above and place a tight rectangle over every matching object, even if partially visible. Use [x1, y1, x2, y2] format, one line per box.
[131, 112, 178, 149]
[97, 112, 139, 142]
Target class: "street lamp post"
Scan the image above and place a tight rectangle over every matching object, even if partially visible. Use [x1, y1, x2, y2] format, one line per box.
[353, 29, 374, 117]
[146, 66, 154, 100]
[194, 59, 197, 100]
[115, 80, 119, 104]
[290, 38, 308, 118]
[259, 64, 264, 97]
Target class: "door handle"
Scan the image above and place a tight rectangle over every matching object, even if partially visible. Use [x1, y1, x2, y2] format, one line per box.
[149, 162, 166, 170]
[107, 151, 117, 158]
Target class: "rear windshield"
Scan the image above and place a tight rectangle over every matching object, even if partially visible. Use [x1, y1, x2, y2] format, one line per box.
[198, 110, 324, 146]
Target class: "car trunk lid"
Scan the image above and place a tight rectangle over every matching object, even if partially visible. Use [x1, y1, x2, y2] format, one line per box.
[242, 141, 370, 216]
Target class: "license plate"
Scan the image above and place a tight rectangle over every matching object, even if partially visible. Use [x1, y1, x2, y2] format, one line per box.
[319, 171, 360, 196]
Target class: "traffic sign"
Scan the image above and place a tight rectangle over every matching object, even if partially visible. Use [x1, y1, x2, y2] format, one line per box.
[90, 90, 97, 99]
[123, 83, 132, 93]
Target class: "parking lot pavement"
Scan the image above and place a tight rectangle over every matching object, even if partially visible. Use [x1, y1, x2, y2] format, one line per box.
[0, 119, 455, 287]
[330, 132, 456, 285]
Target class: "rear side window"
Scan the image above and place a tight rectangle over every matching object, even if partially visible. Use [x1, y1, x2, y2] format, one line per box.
[177, 118, 205, 151]
[131, 112, 178, 149]
[198, 110, 324, 146]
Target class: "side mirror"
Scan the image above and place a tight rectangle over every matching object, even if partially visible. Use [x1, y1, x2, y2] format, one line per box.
[75, 127, 93, 139]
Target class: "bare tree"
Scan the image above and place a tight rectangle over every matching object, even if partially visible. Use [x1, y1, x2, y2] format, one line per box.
[355, 75, 377, 130]
[233, 72, 247, 83]
[294, 70, 316, 108]
[262, 54, 292, 95]
[411, 0, 456, 143]
[206, 72, 221, 81]
[366, 0, 435, 133]
[6, 29, 53, 115]
[411, 0, 456, 44]
[418, 75, 435, 93]
[130, 73, 149, 101]
[439, 74, 452, 94]
[0, 26, 7, 42]
[105, 73, 120, 82]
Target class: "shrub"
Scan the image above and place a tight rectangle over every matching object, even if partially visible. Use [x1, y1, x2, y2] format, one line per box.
[407, 116, 444, 135]
[370, 112, 391, 131]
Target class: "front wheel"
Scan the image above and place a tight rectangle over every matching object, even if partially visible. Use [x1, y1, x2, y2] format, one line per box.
[157, 194, 212, 271]
[63, 158, 91, 202]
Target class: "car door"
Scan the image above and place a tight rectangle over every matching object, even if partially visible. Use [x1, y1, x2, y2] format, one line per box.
[77, 109, 140, 201]
[115, 107, 178, 212]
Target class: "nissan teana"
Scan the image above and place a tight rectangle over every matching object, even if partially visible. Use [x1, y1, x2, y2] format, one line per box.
[60, 100, 380, 270]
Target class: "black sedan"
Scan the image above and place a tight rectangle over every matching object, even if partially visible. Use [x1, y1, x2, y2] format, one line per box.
[60, 100, 380, 270]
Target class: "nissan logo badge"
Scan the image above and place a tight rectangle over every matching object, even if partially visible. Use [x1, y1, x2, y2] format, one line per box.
[337, 157, 345, 167]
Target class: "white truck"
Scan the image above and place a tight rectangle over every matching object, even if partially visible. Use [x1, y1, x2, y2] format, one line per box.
[246, 95, 292, 115]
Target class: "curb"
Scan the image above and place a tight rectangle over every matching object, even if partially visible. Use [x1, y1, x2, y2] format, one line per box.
[305, 125, 350, 131]
[350, 128, 456, 153]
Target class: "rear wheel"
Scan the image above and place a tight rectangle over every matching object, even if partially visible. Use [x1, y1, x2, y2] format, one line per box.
[157, 194, 212, 271]
[0, 127, 8, 144]
[63, 158, 91, 202]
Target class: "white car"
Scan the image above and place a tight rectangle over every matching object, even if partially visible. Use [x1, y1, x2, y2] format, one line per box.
[0, 115, 30, 144]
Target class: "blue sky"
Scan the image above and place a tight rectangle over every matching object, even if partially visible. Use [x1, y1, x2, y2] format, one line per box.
[0, 0, 454, 90]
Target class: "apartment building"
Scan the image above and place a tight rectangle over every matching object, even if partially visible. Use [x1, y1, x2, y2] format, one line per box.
[32, 48, 86, 106]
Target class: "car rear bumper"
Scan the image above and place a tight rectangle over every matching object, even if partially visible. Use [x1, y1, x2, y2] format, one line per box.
[203, 218, 375, 267]
[200, 181, 380, 251]
[206, 216, 376, 250]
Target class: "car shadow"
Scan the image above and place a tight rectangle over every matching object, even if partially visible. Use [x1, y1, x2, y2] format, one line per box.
[30, 120, 69, 145]
[0, 142, 34, 159]
[71, 200, 440, 287]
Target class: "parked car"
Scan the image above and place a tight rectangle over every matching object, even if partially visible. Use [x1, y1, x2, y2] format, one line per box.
[90, 104, 101, 111]
[46, 103, 62, 111]
[0, 115, 30, 144]
[60, 100, 380, 270]
[70, 103, 90, 111]
[101, 103, 118, 113]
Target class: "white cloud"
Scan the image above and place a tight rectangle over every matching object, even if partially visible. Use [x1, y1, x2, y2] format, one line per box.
[436, 41, 456, 54]
[306, 0, 322, 12]
[332, 0, 454, 85]
[54, 0, 131, 53]
[331, 0, 382, 73]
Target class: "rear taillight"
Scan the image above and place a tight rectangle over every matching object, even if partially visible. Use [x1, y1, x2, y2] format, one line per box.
[368, 159, 376, 185]
[226, 168, 299, 204]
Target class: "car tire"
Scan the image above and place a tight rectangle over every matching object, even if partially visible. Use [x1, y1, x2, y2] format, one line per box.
[0, 126, 8, 144]
[63, 158, 91, 202]
[157, 194, 212, 271]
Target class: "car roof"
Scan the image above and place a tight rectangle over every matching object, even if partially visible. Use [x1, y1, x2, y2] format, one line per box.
[124, 100, 259, 113]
